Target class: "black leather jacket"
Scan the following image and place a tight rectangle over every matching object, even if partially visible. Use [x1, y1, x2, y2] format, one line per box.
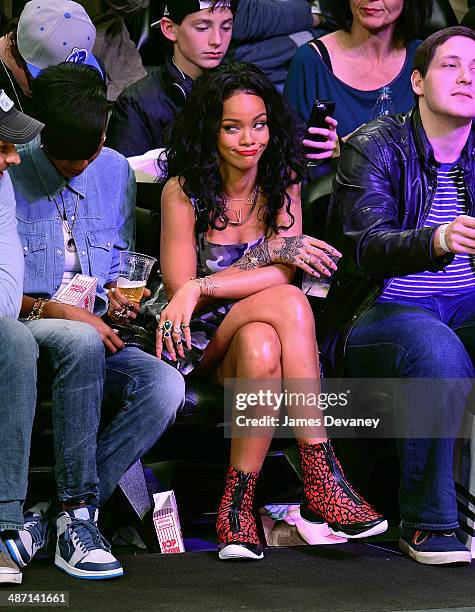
[106, 55, 194, 157]
[320, 108, 475, 376]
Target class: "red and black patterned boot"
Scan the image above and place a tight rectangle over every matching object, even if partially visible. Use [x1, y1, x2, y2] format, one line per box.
[298, 441, 388, 538]
[216, 466, 264, 560]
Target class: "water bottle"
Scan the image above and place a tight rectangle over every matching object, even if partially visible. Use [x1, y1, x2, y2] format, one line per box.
[371, 86, 396, 119]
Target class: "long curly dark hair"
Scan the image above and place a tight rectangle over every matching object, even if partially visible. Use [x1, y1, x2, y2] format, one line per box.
[330, 0, 433, 43]
[162, 62, 306, 236]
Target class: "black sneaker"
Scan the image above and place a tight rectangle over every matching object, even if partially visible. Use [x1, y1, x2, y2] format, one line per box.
[399, 526, 471, 565]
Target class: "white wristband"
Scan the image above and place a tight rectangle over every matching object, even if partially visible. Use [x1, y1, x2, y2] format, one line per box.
[438, 223, 451, 253]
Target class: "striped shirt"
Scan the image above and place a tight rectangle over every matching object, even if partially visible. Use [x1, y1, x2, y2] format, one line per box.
[380, 163, 475, 300]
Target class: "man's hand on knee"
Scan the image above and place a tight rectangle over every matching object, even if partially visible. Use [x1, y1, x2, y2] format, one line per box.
[43, 301, 124, 353]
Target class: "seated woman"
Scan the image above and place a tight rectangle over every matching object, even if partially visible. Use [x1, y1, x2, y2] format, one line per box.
[284, 0, 433, 139]
[145, 62, 387, 561]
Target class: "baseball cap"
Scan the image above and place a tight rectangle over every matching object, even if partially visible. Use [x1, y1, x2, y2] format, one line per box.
[17, 0, 103, 79]
[0, 90, 43, 144]
[152, 0, 235, 27]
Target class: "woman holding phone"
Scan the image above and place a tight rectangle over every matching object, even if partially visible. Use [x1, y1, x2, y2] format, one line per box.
[145, 62, 387, 561]
[284, 0, 433, 139]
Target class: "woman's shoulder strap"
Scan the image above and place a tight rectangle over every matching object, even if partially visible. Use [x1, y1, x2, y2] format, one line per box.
[189, 195, 207, 238]
[307, 38, 333, 74]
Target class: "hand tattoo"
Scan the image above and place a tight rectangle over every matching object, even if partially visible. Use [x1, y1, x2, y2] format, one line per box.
[270, 236, 304, 264]
[233, 235, 306, 270]
[233, 242, 273, 270]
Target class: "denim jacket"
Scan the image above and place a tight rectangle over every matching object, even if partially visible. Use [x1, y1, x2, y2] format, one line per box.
[8, 139, 136, 316]
[0, 172, 24, 318]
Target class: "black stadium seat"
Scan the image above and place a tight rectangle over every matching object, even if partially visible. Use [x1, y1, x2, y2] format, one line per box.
[462, 7, 475, 29]
[420, 0, 459, 38]
[124, 1, 169, 68]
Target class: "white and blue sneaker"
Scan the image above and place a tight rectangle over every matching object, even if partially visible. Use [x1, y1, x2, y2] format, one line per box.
[5, 502, 50, 568]
[55, 506, 123, 580]
[0, 539, 22, 584]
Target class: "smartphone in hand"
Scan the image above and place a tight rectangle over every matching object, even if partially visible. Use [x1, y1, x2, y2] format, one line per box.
[304, 99, 335, 163]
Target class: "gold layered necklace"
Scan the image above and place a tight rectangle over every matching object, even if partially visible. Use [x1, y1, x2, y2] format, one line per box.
[222, 185, 259, 226]
[53, 190, 80, 253]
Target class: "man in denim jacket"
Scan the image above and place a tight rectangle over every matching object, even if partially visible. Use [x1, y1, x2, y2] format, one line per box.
[6, 63, 185, 581]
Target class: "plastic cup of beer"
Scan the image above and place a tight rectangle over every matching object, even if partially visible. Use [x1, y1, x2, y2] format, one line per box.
[117, 251, 157, 303]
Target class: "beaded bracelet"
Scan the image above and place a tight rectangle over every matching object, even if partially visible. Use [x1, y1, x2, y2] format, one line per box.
[26, 298, 49, 321]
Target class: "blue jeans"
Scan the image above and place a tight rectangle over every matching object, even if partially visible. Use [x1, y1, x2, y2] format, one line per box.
[24, 319, 185, 507]
[0, 319, 38, 531]
[345, 292, 475, 530]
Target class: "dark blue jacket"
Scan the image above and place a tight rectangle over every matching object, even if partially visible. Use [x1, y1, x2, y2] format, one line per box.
[230, 0, 324, 89]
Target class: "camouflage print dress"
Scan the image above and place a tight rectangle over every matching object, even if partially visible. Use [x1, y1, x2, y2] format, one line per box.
[141, 233, 265, 375]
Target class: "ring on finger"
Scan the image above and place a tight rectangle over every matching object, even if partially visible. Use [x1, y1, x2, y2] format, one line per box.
[175, 339, 183, 346]
[181, 323, 189, 330]
[163, 320, 173, 338]
[304, 254, 311, 265]
[172, 327, 182, 335]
